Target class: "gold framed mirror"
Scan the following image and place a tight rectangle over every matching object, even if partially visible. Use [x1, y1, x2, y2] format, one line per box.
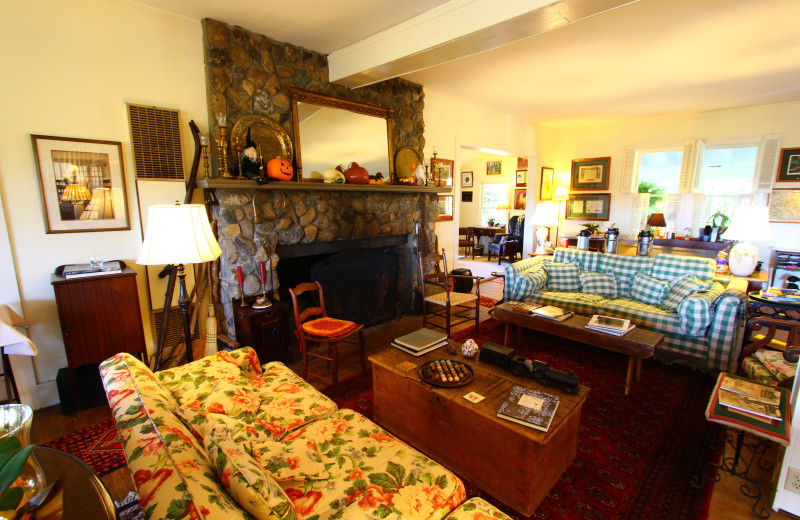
[291, 87, 395, 182]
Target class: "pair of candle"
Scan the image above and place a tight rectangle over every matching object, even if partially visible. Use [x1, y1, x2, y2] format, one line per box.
[237, 260, 271, 287]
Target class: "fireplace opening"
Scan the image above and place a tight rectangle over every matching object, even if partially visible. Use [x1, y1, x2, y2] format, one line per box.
[277, 236, 412, 327]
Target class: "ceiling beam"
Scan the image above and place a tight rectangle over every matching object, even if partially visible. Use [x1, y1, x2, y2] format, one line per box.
[329, 0, 639, 88]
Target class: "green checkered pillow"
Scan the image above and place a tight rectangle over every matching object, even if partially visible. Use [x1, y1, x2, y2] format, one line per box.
[660, 274, 712, 312]
[579, 271, 617, 298]
[630, 272, 670, 306]
[517, 269, 548, 294]
[544, 262, 581, 292]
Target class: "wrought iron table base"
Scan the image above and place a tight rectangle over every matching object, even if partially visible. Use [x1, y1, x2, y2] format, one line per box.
[692, 427, 774, 519]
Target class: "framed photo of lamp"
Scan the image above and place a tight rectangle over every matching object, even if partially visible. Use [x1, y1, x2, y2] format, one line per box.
[32, 134, 131, 234]
[776, 147, 800, 182]
[514, 189, 527, 210]
[565, 193, 610, 221]
[570, 157, 610, 191]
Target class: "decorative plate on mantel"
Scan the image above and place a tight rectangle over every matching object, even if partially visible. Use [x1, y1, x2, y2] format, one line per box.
[395, 147, 421, 178]
[230, 114, 293, 163]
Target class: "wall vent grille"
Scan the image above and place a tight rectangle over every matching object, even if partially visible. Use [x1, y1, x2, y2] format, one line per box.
[127, 104, 184, 180]
[152, 306, 200, 347]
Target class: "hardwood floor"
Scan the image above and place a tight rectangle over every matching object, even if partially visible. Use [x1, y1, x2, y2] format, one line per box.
[29, 277, 799, 519]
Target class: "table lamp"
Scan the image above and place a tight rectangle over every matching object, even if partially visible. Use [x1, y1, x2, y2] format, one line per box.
[720, 206, 773, 277]
[137, 203, 222, 370]
[551, 187, 569, 246]
[533, 202, 559, 254]
[646, 213, 666, 238]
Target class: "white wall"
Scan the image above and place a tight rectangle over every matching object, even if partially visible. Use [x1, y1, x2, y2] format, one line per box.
[0, 0, 208, 407]
[424, 90, 536, 263]
[542, 100, 800, 266]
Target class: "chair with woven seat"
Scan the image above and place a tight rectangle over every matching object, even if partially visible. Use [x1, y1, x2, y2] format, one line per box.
[418, 249, 482, 337]
[458, 227, 475, 259]
[289, 281, 367, 385]
[739, 317, 800, 390]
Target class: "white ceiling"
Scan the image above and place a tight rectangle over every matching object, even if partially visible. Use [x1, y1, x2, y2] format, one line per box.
[135, 0, 800, 128]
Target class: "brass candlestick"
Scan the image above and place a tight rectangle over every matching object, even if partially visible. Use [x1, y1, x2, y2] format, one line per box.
[232, 136, 245, 180]
[200, 134, 210, 179]
[217, 125, 234, 178]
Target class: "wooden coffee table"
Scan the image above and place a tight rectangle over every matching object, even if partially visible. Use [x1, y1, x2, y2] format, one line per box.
[493, 302, 663, 395]
[370, 347, 590, 516]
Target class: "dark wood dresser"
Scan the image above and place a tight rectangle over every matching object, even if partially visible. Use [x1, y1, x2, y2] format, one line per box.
[232, 297, 292, 363]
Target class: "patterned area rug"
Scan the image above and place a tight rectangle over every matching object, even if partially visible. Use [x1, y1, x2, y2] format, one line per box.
[324, 319, 720, 520]
[478, 295, 499, 308]
[42, 417, 126, 476]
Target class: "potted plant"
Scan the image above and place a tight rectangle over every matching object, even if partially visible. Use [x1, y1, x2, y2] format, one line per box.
[580, 223, 600, 236]
[0, 436, 35, 512]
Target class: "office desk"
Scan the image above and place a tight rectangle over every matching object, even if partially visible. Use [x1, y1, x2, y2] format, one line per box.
[469, 226, 506, 256]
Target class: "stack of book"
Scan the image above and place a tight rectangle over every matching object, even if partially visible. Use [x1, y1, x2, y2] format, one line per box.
[718, 374, 783, 423]
[531, 306, 572, 322]
[511, 302, 542, 314]
[585, 315, 636, 336]
[496, 385, 560, 432]
[391, 328, 448, 356]
[62, 261, 122, 279]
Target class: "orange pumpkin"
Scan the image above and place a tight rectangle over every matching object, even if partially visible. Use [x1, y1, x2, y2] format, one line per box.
[267, 157, 293, 181]
[344, 162, 370, 184]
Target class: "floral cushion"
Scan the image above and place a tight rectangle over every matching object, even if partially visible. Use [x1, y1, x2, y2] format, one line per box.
[446, 497, 514, 520]
[204, 426, 297, 520]
[251, 438, 330, 481]
[280, 409, 466, 520]
[544, 263, 581, 292]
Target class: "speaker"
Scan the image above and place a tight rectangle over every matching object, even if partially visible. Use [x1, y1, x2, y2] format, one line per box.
[57, 364, 108, 414]
[450, 268, 474, 293]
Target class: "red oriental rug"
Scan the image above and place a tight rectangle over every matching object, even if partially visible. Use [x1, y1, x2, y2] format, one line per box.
[43, 418, 126, 476]
[323, 318, 720, 520]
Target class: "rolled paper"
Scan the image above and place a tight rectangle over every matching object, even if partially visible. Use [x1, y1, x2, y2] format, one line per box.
[237, 266, 244, 286]
[260, 261, 266, 284]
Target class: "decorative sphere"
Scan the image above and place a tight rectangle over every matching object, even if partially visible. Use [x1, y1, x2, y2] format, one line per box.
[461, 339, 479, 359]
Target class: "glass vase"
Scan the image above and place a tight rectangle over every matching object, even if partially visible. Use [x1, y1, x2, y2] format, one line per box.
[0, 404, 47, 509]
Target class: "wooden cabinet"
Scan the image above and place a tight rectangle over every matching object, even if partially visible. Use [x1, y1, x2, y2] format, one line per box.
[51, 267, 147, 372]
[232, 298, 292, 364]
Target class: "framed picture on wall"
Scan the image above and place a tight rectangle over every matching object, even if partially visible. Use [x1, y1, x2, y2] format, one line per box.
[516, 169, 527, 187]
[776, 147, 800, 182]
[514, 189, 527, 210]
[565, 193, 610, 221]
[436, 195, 453, 221]
[461, 170, 473, 188]
[540, 167, 554, 200]
[487, 160, 502, 175]
[517, 157, 528, 169]
[32, 134, 131, 234]
[462, 191, 473, 202]
[570, 157, 610, 191]
[769, 189, 800, 222]
[431, 157, 454, 187]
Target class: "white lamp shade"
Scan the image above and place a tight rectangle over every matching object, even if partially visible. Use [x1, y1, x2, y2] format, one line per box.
[552, 186, 569, 201]
[720, 206, 774, 242]
[533, 202, 559, 226]
[137, 204, 222, 265]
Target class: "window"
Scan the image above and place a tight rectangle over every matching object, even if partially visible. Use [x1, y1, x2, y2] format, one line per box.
[638, 149, 682, 215]
[698, 146, 758, 195]
[481, 183, 509, 226]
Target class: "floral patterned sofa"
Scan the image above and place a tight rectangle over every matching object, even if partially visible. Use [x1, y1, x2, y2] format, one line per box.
[504, 247, 748, 373]
[100, 348, 512, 520]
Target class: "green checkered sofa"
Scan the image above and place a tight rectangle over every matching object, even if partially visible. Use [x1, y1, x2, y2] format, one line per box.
[504, 247, 748, 372]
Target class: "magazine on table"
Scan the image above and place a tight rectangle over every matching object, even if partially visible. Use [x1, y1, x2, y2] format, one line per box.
[532, 306, 572, 321]
[390, 341, 446, 357]
[496, 385, 560, 432]
[393, 328, 448, 351]
[718, 388, 782, 421]
[63, 261, 122, 279]
[586, 315, 635, 336]
[720, 375, 780, 406]
[511, 302, 542, 314]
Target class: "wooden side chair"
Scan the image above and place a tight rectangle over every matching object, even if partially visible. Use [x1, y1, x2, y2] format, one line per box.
[739, 317, 800, 390]
[458, 227, 475, 259]
[418, 249, 482, 337]
[289, 281, 367, 385]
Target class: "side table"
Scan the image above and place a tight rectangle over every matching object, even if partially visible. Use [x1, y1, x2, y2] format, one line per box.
[34, 446, 118, 519]
[232, 297, 292, 363]
[692, 373, 790, 519]
[748, 291, 800, 322]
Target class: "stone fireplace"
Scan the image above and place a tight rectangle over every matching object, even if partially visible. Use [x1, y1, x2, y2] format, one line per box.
[210, 186, 439, 336]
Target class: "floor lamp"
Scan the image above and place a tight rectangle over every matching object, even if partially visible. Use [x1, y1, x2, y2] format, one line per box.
[552, 187, 569, 248]
[533, 202, 559, 254]
[137, 203, 222, 371]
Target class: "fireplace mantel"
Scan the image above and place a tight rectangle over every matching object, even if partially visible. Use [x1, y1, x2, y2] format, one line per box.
[198, 179, 452, 194]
